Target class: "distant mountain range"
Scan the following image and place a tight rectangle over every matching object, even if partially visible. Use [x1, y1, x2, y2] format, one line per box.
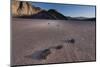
[67, 17, 96, 21]
[12, 0, 96, 21]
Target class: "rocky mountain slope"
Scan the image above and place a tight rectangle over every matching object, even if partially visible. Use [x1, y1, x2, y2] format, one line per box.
[11, 0, 41, 16]
[48, 9, 68, 20]
[11, 0, 68, 20]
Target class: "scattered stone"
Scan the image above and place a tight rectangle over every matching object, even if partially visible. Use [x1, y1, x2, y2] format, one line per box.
[68, 38, 75, 43]
[62, 38, 75, 44]
[53, 45, 63, 49]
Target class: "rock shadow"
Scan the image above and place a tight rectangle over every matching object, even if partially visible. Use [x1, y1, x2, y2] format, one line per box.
[25, 45, 63, 60]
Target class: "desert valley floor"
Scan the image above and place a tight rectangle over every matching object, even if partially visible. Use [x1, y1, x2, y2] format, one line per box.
[11, 18, 96, 66]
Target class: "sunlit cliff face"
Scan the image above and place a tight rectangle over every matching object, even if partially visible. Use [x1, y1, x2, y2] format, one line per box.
[11, 0, 41, 17]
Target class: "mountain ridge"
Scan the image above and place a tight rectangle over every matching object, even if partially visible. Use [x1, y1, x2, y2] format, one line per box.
[11, 0, 68, 20]
[12, 0, 95, 21]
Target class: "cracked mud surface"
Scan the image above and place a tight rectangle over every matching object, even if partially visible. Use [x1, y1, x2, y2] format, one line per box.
[11, 18, 96, 66]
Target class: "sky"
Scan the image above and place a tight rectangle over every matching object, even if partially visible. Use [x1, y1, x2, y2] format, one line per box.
[32, 2, 95, 18]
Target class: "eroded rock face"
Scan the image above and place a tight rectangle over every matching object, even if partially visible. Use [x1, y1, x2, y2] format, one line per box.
[11, 0, 41, 17]
[11, 0, 68, 20]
